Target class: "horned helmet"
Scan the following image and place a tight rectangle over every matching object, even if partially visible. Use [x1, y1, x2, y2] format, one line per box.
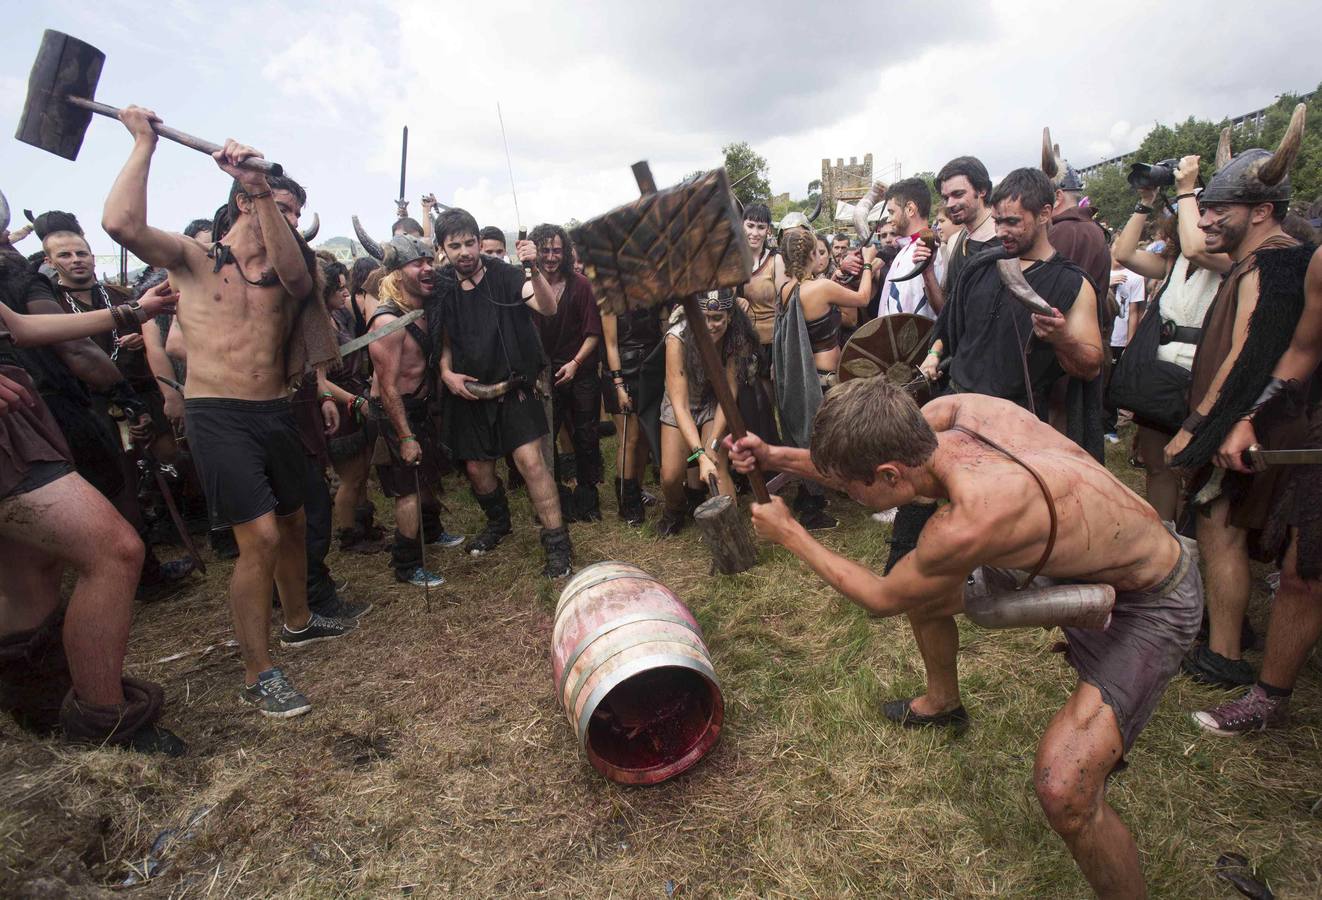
[1041, 128, 1084, 193]
[1200, 103, 1307, 206]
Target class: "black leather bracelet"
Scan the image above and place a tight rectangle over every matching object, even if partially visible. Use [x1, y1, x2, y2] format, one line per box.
[1133, 203, 1153, 216]
[1182, 411, 1206, 432]
[1175, 192, 1198, 201]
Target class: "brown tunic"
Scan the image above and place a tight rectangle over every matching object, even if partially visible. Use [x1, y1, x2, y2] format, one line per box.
[741, 250, 778, 345]
[0, 329, 74, 499]
[1189, 235, 1304, 531]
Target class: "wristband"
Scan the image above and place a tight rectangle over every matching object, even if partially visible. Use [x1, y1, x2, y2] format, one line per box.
[400, 434, 418, 444]
[319, 391, 334, 400]
[607, 369, 623, 379]
[926, 349, 941, 358]
[1240, 377, 1286, 422]
[687, 446, 705, 463]
[1133, 203, 1153, 215]
[1175, 192, 1198, 201]
[247, 189, 272, 200]
[1182, 411, 1206, 433]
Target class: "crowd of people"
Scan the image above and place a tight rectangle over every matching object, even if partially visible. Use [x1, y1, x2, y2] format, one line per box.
[1, 101, 1320, 897]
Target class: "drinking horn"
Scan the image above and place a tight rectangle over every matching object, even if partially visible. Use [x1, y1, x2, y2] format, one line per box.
[852, 180, 886, 242]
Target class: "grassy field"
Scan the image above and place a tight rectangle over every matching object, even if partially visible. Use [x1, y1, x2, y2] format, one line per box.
[1, 426, 1319, 898]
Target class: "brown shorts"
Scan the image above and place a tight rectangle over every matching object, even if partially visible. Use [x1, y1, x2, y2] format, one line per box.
[968, 529, 1203, 752]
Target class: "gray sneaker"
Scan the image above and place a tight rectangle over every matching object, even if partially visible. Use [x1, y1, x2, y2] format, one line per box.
[240, 667, 311, 718]
[280, 612, 356, 649]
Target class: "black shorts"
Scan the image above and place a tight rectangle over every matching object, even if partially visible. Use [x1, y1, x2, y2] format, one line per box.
[2, 460, 73, 501]
[184, 397, 306, 527]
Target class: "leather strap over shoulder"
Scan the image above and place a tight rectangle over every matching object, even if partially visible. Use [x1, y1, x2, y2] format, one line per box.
[949, 424, 1058, 588]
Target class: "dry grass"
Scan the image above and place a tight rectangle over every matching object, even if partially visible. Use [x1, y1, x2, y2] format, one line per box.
[1, 423, 1320, 898]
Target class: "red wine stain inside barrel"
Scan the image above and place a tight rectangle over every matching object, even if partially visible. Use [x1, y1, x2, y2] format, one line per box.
[587, 668, 717, 771]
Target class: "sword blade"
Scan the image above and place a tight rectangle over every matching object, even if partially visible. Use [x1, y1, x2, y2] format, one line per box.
[1246, 448, 1322, 466]
[415, 464, 429, 613]
[337, 308, 425, 357]
[399, 125, 408, 204]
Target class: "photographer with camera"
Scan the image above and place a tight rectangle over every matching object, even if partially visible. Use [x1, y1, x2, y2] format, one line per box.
[1108, 155, 1229, 521]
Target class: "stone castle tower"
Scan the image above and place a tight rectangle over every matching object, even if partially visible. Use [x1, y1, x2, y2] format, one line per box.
[820, 154, 873, 227]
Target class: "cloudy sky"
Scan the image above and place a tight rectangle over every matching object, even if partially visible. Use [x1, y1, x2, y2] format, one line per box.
[2, 0, 1319, 266]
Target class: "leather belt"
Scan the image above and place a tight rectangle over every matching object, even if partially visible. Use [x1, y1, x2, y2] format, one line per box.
[1159, 320, 1201, 346]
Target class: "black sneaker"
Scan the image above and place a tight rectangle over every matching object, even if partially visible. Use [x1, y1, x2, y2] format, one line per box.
[125, 724, 188, 757]
[279, 612, 356, 649]
[240, 667, 311, 718]
[309, 595, 373, 620]
[880, 697, 970, 730]
[1182, 643, 1255, 688]
[469, 525, 511, 556]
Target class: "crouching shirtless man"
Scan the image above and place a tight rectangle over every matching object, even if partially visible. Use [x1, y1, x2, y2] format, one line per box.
[104, 106, 353, 719]
[729, 380, 1203, 899]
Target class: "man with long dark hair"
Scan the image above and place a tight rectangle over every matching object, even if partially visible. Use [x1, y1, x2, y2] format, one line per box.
[530, 222, 603, 521]
[104, 105, 353, 719]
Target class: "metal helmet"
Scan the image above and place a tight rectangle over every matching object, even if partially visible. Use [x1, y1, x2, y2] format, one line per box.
[1041, 127, 1084, 193]
[1200, 103, 1306, 206]
[382, 234, 434, 272]
[777, 211, 811, 232]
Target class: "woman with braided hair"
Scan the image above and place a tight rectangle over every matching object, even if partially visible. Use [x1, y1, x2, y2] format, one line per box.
[655, 291, 758, 537]
[772, 227, 878, 529]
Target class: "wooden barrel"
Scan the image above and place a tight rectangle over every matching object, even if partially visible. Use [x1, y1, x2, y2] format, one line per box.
[552, 561, 724, 785]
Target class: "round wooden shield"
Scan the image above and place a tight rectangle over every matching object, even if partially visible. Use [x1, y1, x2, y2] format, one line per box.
[837, 313, 936, 401]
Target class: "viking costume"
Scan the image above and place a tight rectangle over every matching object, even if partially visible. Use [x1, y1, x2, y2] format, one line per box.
[536, 270, 604, 520]
[733, 249, 783, 454]
[438, 256, 573, 570]
[367, 236, 447, 581]
[887, 248, 1092, 573]
[602, 306, 663, 522]
[1107, 255, 1220, 434]
[1170, 108, 1319, 573]
[0, 294, 178, 753]
[773, 280, 837, 525]
[184, 227, 337, 532]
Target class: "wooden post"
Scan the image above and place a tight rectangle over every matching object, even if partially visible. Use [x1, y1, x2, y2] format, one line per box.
[693, 494, 758, 574]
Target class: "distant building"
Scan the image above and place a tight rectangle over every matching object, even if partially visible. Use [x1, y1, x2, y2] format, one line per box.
[821, 154, 873, 235]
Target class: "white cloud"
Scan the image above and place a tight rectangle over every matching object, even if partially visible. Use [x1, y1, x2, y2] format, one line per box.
[1, 0, 1319, 258]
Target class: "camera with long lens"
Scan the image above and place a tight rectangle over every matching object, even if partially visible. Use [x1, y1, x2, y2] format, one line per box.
[1126, 159, 1180, 190]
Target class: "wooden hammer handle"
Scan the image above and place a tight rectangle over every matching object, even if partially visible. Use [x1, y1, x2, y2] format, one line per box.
[66, 96, 284, 176]
[679, 293, 770, 503]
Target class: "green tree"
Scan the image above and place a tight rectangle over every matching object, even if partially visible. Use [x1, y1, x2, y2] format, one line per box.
[722, 142, 771, 206]
[911, 171, 942, 216]
[1083, 83, 1322, 226]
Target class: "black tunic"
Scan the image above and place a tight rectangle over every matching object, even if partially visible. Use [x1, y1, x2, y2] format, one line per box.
[436, 260, 549, 460]
[944, 248, 1086, 412]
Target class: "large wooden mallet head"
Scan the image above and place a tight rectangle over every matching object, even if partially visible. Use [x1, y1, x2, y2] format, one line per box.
[571, 166, 754, 316]
[16, 29, 281, 175]
[14, 30, 103, 161]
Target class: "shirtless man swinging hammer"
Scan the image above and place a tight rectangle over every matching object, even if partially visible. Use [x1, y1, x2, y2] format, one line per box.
[728, 379, 1203, 899]
[104, 106, 353, 719]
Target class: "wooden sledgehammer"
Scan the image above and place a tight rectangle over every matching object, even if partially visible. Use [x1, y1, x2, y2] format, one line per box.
[16, 30, 282, 175]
